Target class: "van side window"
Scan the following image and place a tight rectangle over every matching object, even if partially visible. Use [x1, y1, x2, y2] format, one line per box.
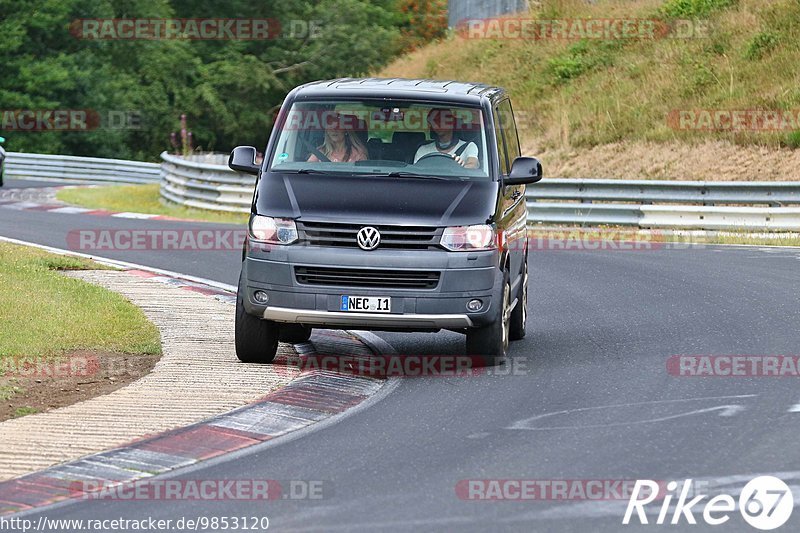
[498, 100, 521, 164]
[493, 106, 509, 175]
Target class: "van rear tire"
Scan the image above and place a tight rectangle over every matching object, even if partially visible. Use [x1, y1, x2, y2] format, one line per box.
[509, 257, 528, 341]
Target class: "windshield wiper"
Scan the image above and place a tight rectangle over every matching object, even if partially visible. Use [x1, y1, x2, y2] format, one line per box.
[283, 169, 453, 180]
[372, 171, 449, 180]
[282, 168, 335, 175]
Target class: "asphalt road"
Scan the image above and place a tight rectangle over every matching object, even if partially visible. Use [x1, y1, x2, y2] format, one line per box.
[0, 179, 243, 284]
[3, 179, 800, 532]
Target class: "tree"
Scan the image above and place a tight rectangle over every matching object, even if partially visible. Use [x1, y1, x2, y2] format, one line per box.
[0, 0, 434, 159]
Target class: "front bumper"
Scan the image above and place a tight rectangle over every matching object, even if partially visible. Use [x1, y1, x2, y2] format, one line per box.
[241, 244, 501, 331]
[263, 306, 474, 329]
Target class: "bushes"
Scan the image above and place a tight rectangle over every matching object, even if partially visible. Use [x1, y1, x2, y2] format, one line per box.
[547, 40, 621, 83]
[785, 130, 800, 149]
[661, 0, 738, 18]
[397, 0, 448, 52]
[744, 31, 780, 59]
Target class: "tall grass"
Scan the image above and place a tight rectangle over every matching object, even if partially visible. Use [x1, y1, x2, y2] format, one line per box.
[379, 0, 800, 151]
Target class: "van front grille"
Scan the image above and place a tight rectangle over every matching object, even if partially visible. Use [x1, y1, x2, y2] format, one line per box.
[297, 221, 441, 250]
[295, 266, 440, 289]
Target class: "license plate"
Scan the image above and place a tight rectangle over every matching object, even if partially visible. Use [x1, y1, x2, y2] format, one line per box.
[341, 296, 391, 313]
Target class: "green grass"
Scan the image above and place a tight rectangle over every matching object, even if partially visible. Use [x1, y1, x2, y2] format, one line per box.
[380, 0, 800, 150]
[744, 30, 780, 60]
[787, 130, 800, 149]
[13, 406, 39, 418]
[0, 384, 21, 401]
[57, 184, 249, 225]
[701, 234, 800, 246]
[661, 0, 738, 18]
[0, 242, 161, 359]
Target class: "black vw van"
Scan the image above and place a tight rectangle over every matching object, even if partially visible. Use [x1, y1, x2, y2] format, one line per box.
[229, 78, 541, 365]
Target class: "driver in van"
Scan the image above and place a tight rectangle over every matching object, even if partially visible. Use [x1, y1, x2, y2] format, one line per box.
[413, 108, 479, 169]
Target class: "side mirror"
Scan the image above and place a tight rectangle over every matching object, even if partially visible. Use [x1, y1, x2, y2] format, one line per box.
[229, 146, 260, 175]
[505, 157, 542, 185]
[0, 137, 5, 144]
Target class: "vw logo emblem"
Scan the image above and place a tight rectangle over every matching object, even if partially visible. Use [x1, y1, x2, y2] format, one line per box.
[356, 227, 381, 251]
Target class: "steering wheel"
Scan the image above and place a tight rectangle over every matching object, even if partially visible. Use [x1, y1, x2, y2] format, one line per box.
[300, 138, 331, 163]
[416, 151, 466, 169]
[416, 151, 458, 163]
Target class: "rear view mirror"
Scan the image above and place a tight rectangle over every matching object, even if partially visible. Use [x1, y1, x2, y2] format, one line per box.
[229, 146, 260, 175]
[505, 157, 542, 185]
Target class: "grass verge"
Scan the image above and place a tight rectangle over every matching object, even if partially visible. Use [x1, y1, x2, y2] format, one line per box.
[690, 233, 800, 246]
[0, 242, 162, 419]
[0, 242, 161, 357]
[57, 184, 249, 225]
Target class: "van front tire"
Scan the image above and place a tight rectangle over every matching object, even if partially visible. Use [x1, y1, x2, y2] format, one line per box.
[235, 278, 279, 364]
[466, 271, 510, 366]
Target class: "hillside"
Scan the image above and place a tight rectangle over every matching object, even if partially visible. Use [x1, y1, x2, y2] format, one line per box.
[379, 0, 800, 180]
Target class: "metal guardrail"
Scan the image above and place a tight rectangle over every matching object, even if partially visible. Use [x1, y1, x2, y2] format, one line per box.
[527, 179, 800, 230]
[4, 152, 159, 184]
[529, 179, 800, 206]
[157, 157, 800, 230]
[9, 150, 797, 230]
[159, 152, 252, 213]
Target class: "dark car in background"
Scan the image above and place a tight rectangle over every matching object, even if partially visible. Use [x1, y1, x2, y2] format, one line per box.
[229, 78, 542, 366]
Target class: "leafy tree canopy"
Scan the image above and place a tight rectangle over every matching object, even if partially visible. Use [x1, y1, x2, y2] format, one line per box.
[0, 0, 445, 160]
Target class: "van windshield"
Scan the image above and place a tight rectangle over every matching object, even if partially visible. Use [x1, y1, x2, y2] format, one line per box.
[268, 99, 490, 180]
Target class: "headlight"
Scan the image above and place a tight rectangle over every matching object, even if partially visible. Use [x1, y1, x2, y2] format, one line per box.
[249, 215, 298, 244]
[441, 224, 496, 251]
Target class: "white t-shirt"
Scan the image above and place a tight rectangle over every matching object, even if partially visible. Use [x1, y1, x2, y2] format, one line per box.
[414, 140, 478, 164]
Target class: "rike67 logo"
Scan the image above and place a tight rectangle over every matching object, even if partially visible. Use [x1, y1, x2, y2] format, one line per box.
[624, 476, 793, 530]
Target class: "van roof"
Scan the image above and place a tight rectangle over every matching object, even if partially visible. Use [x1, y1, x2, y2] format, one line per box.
[290, 78, 506, 104]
